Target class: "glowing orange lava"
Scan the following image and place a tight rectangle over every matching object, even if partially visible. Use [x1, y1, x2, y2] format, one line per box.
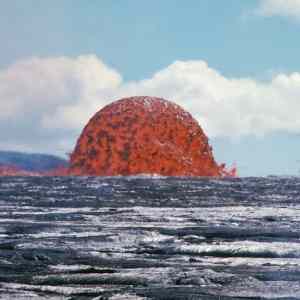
[70, 96, 232, 177]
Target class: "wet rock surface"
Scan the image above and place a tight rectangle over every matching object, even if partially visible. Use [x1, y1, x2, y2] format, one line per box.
[0, 176, 300, 299]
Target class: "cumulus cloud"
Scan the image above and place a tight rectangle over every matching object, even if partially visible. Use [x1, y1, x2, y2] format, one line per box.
[0, 55, 121, 155]
[123, 61, 300, 137]
[1, 55, 300, 155]
[256, 0, 300, 19]
[0, 54, 120, 119]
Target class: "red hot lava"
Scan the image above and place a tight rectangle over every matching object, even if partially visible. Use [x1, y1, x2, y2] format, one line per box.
[69, 96, 235, 177]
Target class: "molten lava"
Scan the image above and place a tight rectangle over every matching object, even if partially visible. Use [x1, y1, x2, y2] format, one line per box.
[70, 96, 227, 177]
[0, 164, 39, 176]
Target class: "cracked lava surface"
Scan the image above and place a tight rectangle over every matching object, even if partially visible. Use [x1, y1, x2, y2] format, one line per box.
[70, 96, 223, 176]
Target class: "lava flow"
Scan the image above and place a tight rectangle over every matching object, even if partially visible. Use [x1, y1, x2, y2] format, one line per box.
[0, 164, 39, 176]
[70, 96, 234, 177]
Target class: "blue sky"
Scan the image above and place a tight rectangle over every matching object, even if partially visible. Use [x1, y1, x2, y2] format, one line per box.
[1, 0, 300, 176]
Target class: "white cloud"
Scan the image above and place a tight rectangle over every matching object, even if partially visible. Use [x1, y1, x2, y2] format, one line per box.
[256, 0, 300, 19]
[1, 55, 300, 155]
[0, 55, 121, 155]
[0, 55, 121, 121]
[117, 61, 300, 137]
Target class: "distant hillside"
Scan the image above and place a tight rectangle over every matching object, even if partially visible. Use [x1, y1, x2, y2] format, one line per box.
[0, 151, 69, 172]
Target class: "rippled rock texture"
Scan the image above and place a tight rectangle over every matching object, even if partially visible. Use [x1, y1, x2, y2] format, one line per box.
[70, 96, 223, 176]
[1, 176, 300, 299]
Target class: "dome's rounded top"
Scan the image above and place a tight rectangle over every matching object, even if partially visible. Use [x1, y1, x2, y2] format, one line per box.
[102, 96, 185, 112]
[70, 96, 221, 176]
[97, 96, 193, 123]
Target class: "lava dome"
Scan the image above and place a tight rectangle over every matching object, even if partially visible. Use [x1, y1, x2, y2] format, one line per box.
[70, 96, 222, 176]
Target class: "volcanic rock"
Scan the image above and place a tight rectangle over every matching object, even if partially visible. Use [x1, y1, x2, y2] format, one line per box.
[70, 96, 223, 176]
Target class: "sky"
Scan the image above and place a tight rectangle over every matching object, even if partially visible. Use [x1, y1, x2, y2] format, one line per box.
[1, 0, 300, 176]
